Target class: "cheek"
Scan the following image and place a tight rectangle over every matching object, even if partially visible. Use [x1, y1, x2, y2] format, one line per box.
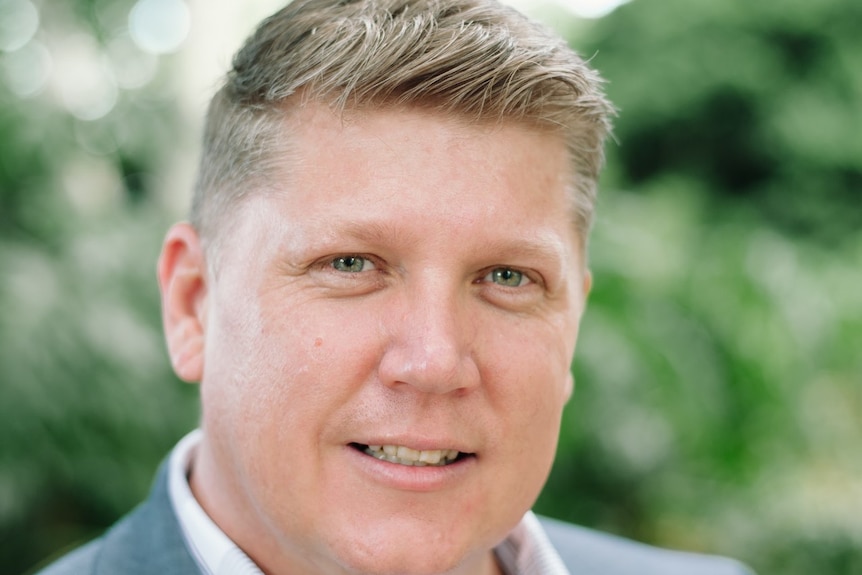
[201, 292, 299, 438]
[482, 320, 574, 400]
[225, 302, 384, 420]
[484, 324, 572, 455]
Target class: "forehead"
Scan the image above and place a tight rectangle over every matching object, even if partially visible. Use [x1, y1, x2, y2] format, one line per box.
[224, 103, 584, 275]
[208, 103, 588, 272]
[274, 101, 576, 218]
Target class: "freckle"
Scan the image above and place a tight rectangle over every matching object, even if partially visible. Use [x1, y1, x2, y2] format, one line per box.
[314, 337, 323, 348]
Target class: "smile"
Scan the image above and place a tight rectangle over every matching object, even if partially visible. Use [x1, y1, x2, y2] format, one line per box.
[351, 443, 468, 467]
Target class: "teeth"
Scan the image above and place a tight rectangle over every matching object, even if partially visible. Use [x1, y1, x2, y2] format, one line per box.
[363, 445, 461, 466]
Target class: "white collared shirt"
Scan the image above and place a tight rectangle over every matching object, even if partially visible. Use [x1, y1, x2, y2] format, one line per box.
[168, 430, 569, 575]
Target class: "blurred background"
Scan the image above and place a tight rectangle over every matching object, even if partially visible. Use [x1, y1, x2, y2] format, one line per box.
[1, 0, 860, 573]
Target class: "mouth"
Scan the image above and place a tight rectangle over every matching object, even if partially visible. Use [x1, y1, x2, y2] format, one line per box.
[349, 443, 472, 467]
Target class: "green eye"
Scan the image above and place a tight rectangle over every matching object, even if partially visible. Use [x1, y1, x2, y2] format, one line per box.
[488, 267, 526, 287]
[331, 256, 374, 273]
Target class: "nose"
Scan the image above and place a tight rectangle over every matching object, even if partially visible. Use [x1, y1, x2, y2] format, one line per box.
[377, 285, 481, 395]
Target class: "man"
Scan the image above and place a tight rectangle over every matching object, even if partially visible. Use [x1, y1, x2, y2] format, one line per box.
[38, 1, 753, 574]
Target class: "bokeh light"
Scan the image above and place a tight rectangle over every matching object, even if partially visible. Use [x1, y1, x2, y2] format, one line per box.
[503, 0, 632, 20]
[129, 0, 191, 55]
[2, 40, 52, 97]
[106, 31, 158, 90]
[559, 0, 632, 19]
[51, 34, 118, 120]
[0, 0, 39, 52]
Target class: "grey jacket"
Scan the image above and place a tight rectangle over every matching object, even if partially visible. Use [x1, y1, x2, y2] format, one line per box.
[35, 464, 754, 575]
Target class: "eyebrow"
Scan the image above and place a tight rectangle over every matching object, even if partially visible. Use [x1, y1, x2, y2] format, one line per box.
[475, 236, 572, 284]
[318, 220, 419, 251]
[330, 220, 571, 268]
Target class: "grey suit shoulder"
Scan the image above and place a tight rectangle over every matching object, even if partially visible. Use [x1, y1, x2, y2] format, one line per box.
[34, 460, 754, 575]
[35, 541, 100, 575]
[539, 515, 754, 575]
[33, 460, 199, 575]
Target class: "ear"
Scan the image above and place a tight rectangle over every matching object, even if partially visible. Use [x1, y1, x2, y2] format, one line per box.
[157, 222, 208, 383]
[564, 372, 575, 403]
[582, 269, 593, 300]
[565, 269, 591, 404]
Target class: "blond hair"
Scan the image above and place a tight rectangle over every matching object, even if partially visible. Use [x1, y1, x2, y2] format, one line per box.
[192, 0, 614, 247]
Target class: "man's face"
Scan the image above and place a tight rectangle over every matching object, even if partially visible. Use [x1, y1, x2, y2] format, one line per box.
[164, 104, 589, 575]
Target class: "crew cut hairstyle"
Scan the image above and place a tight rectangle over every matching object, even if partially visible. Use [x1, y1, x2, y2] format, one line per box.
[191, 0, 614, 248]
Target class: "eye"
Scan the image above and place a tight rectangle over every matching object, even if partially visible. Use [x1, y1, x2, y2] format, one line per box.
[331, 256, 376, 273]
[485, 267, 530, 287]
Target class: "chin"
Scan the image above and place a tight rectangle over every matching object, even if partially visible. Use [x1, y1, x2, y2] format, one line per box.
[336, 553, 477, 575]
[328, 528, 492, 575]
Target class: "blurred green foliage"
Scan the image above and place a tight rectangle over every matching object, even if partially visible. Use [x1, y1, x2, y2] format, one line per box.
[535, 1, 862, 573]
[1, 1, 860, 574]
[1, 2, 199, 572]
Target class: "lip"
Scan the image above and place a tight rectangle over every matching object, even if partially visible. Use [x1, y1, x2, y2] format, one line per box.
[344, 443, 477, 492]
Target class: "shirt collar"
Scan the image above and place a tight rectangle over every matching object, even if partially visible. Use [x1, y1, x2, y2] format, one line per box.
[168, 429, 569, 575]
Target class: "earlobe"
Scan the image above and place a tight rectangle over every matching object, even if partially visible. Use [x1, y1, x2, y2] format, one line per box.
[582, 270, 593, 299]
[564, 372, 575, 403]
[157, 222, 208, 383]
